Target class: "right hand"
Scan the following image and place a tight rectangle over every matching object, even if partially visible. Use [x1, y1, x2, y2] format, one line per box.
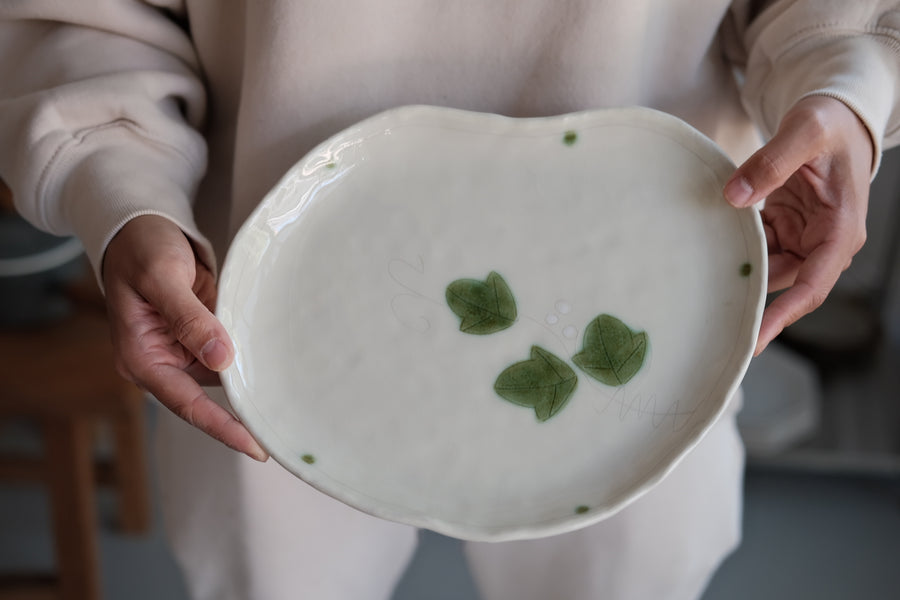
[102, 215, 268, 461]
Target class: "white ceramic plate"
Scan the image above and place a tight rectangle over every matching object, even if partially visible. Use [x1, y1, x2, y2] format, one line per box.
[218, 105, 766, 541]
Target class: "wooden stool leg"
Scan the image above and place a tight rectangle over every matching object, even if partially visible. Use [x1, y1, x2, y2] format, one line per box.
[111, 392, 151, 533]
[43, 416, 102, 600]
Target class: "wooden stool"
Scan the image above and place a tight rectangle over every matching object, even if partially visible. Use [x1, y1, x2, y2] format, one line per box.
[0, 307, 151, 600]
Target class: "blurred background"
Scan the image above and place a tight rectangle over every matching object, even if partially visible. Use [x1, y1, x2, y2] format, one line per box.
[0, 143, 898, 599]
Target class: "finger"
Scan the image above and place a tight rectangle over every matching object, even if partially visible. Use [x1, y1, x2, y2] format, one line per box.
[143, 278, 234, 372]
[755, 239, 845, 354]
[768, 254, 852, 294]
[143, 362, 268, 462]
[724, 116, 824, 208]
[184, 360, 224, 387]
[762, 216, 803, 292]
[766, 252, 803, 293]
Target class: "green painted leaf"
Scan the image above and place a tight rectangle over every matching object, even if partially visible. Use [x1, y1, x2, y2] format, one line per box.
[494, 346, 578, 422]
[572, 314, 648, 386]
[446, 271, 517, 335]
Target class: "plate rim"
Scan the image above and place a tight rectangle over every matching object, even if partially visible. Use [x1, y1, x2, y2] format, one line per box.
[217, 104, 767, 541]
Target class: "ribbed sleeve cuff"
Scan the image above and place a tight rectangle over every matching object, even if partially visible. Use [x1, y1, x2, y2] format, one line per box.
[42, 126, 214, 285]
[743, 33, 900, 177]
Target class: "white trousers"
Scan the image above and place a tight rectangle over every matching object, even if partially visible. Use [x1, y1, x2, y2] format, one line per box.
[155, 391, 744, 600]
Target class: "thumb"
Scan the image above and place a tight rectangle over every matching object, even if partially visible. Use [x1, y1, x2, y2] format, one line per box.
[150, 280, 234, 372]
[724, 107, 823, 208]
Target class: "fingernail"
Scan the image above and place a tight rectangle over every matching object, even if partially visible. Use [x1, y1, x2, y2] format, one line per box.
[201, 339, 230, 371]
[248, 445, 270, 462]
[724, 176, 754, 207]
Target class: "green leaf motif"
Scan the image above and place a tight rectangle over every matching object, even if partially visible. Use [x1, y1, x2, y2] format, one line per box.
[572, 314, 648, 386]
[494, 346, 578, 422]
[446, 271, 517, 335]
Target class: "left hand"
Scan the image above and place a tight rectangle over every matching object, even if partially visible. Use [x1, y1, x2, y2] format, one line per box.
[723, 95, 873, 355]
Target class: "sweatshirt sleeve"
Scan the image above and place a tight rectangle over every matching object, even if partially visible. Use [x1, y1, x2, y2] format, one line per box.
[724, 0, 900, 174]
[0, 0, 214, 279]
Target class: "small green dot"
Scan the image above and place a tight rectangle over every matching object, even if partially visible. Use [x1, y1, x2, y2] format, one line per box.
[301, 454, 316, 464]
[563, 130, 578, 146]
[575, 505, 590, 514]
[740, 263, 752, 277]
[326, 162, 336, 169]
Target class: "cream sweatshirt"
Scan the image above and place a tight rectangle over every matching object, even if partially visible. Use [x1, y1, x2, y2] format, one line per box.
[1, 0, 899, 277]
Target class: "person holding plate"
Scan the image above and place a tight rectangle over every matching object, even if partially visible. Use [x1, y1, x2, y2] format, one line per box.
[0, 1, 892, 599]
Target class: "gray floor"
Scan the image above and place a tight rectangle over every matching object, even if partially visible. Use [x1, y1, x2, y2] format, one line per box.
[704, 470, 900, 600]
